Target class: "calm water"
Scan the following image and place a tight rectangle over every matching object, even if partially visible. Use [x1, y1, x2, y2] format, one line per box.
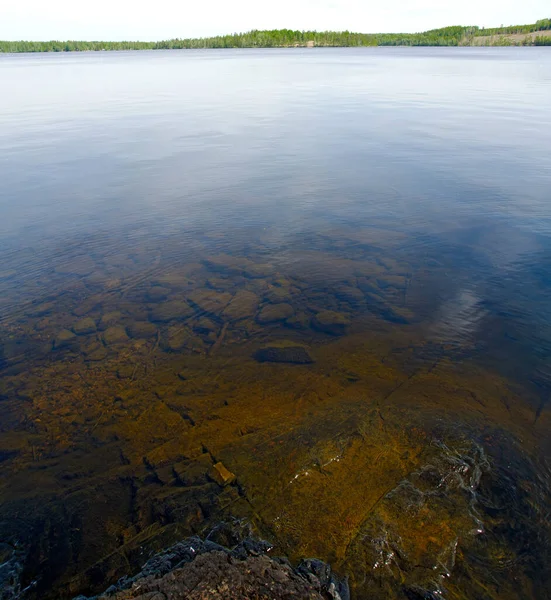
[0, 48, 550, 599]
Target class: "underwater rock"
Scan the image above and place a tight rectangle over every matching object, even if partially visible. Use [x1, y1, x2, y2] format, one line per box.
[146, 285, 171, 302]
[256, 303, 294, 324]
[187, 289, 232, 315]
[265, 286, 293, 304]
[223, 290, 260, 321]
[102, 326, 129, 345]
[72, 317, 97, 335]
[83, 342, 109, 361]
[286, 313, 311, 330]
[165, 326, 207, 353]
[312, 310, 350, 335]
[149, 300, 194, 323]
[126, 321, 158, 340]
[53, 329, 77, 349]
[335, 285, 365, 306]
[211, 461, 237, 486]
[98, 311, 123, 330]
[254, 341, 314, 364]
[193, 317, 218, 333]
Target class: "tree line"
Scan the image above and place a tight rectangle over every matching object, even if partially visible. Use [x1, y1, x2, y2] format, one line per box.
[0, 20, 550, 52]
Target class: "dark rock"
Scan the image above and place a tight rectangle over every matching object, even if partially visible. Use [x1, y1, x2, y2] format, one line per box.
[126, 321, 158, 339]
[223, 290, 260, 321]
[256, 303, 294, 324]
[102, 326, 129, 345]
[53, 329, 77, 349]
[72, 317, 97, 335]
[149, 300, 194, 323]
[312, 310, 350, 335]
[254, 342, 313, 364]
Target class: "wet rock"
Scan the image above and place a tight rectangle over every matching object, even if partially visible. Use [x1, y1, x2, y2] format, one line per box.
[77, 534, 347, 600]
[244, 263, 274, 279]
[149, 300, 194, 323]
[153, 273, 194, 291]
[126, 321, 158, 340]
[117, 366, 134, 379]
[54, 329, 77, 349]
[193, 317, 218, 333]
[312, 310, 350, 335]
[165, 326, 207, 353]
[335, 285, 365, 305]
[223, 290, 260, 322]
[102, 326, 129, 345]
[254, 341, 314, 364]
[187, 289, 232, 315]
[83, 342, 109, 361]
[72, 317, 97, 335]
[257, 303, 294, 324]
[265, 286, 292, 304]
[211, 461, 236, 486]
[146, 286, 171, 302]
[173, 454, 213, 486]
[285, 312, 311, 330]
[99, 311, 123, 330]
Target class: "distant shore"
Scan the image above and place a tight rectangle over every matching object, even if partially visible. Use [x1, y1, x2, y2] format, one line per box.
[1, 21, 550, 52]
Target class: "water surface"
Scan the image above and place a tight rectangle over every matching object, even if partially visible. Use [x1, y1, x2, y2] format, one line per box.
[0, 47, 550, 599]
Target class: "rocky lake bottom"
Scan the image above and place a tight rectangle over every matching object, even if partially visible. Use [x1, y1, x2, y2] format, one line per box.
[0, 226, 549, 600]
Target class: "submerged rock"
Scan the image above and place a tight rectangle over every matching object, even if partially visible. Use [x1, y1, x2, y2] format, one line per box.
[254, 341, 314, 364]
[102, 326, 129, 345]
[72, 317, 97, 336]
[211, 461, 237, 486]
[126, 321, 158, 340]
[256, 303, 294, 324]
[54, 329, 77, 349]
[187, 289, 232, 315]
[149, 300, 194, 323]
[312, 310, 350, 335]
[223, 290, 260, 321]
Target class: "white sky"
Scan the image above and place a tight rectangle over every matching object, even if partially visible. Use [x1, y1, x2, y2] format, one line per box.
[1, 0, 549, 41]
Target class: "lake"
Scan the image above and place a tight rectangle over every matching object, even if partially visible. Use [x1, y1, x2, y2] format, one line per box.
[0, 47, 550, 599]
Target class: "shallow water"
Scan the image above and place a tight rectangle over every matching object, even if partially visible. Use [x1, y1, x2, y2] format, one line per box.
[0, 47, 550, 599]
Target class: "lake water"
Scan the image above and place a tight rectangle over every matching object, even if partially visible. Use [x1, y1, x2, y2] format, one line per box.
[0, 47, 550, 599]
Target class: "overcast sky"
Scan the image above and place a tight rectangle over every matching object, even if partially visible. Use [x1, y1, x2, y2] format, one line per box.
[1, 0, 549, 41]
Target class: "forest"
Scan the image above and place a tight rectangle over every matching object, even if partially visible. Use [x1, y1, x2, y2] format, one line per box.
[0, 19, 550, 52]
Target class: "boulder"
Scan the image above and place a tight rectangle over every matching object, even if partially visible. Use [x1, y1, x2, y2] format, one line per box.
[187, 289, 232, 315]
[99, 311, 123, 330]
[103, 326, 129, 345]
[54, 329, 77, 349]
[312, 310, 350, 335]
[211, 461, 236, 486]
[72, 317, 97, 336]
[223, 290, 260, 321]
[254, 341, 313, 364]
[126, 321, 158, 339]
[149, 300, 194, 323]
[256, 303, 294, 324]
[146, 286, 171, 302]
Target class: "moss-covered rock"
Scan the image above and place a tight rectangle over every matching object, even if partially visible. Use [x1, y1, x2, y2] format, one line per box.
[256, 303, 294, 324]
[149, 300, 194, 323]
[312, 310, 350, 335]
[72, 317, 97, 336]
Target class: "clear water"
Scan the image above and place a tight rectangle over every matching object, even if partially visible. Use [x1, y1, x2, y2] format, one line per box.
[0, 48, 550, 599]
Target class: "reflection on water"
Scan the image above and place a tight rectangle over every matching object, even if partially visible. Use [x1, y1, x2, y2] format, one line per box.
[0, 48, 550, 599]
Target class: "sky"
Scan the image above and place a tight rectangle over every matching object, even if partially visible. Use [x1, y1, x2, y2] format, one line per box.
[1, 0, 549, 41]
